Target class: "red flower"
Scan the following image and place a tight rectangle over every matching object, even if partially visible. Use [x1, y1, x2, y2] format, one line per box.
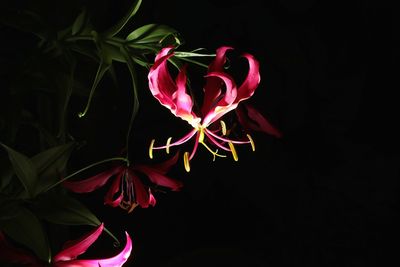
[148, 46, 280, 171]
[0, 223, 132, 267]
[63, 153, 182, 212]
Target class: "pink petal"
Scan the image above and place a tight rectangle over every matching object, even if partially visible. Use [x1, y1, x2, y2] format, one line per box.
[53, 224, 104, 262]
[201, 46, 233, 115]
[148, 190, 157, 206]
[148, 48, 177, 111]
[104, 171, 124, 207]
[135, 165, 182, 191]
[140, 152, 180, 174]
[54, 232, 132, 267]
[149, 49, 200, 127]
[63, 166, 124, 193]
[202, 72, 238, 126]
[172, 65, 199, 125]
[234, 53, 261, 104]
[129, 171, 153, 208]
[236, 104, 282, 138]
[0, 232, 41, 267]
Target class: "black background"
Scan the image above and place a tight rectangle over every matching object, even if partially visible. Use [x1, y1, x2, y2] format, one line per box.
[1, 0, 398, 266]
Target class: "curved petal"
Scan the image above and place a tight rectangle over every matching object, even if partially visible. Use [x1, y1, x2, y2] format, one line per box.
[149, 49, 200, 127]
[202, 72, 238, 126]
[148, 49, 177, 113]
[53, 223, 104, 262]
[236, 104, 282, 138]
[201, 46, 233, 115]
[139, 152, 179, 174]
[234, 53, 261, 104]
[0, 232, 41, 267]
[135, 165, 182, 191]
[104, 171, 124, 207]
[148, 190, 156, 206]
[172, 65, 200, 126]
[63, 166, 124, 193]
[54, 232, 132, 267]
[128, 171, 153, 208]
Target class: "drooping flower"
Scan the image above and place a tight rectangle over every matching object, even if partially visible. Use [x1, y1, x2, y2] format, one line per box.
[63, 153, 182, 213]
[148, 46, 280, 171]
[0, 223, 132, 267]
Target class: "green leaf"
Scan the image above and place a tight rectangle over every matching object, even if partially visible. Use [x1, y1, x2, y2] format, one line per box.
[102, 43, 126, 63]
[0, 207, 50, 262]
[72, 8, 87, 35]
[34, 192, 119, 244]
[103, 0, 142, 37]
[0, 197, 22, 221]
[34, 192, 100, 226]
[0, 163, 13, 191]
[78, 59, 110, 118]
[31, 142, 76, 195]
[121, 47, 140, 126]
[0, 144, 38, 198]
[126, 24, 178, 44]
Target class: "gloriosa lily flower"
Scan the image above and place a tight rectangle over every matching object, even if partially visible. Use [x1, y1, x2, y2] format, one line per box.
[63, 153, 182, 213]
[0, 223, 132, 267]
[148, 46, 279, 171]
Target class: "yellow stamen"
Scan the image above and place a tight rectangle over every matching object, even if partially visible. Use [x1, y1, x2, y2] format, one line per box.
[166, 137, 172, 154]
[149, 139, 155, 159]
[247, 134, 256, 151]
[183, 152, 191, 172]
[220, 120, 227, 135]
[198, 127, 205, 143]
[200, 141, 227, 158]
[228, 142, 239, 161]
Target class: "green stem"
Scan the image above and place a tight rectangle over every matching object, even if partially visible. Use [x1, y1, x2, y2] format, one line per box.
[44, 157, 129, 192]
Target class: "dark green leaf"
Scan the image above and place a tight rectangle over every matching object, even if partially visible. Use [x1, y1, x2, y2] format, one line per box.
[0, 163, 13, 191]
[34, 192, 119, 243]
[0, 207, 50, 262]
[72, 8, 87, 35]
[121, 48, 140, 126]
[31, 142, 76, 195]
[126, 24, 178, 44]
[78, 59, 110, 118]
[102, 43, 126, 63]
[103, 0, 142, 37]
[0, 144, 38, 198]
[34, 192, 100, 226]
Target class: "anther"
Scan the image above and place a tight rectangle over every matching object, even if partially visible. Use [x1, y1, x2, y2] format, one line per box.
[228, 142, 239, 161]
[247, 134, 255, 151]
[166, 137, 172, 154]
[149, 139, 155, 159]
[220, 120, 227, 135]
[183, 152, 191, 172]
[198, 128, 205, 143]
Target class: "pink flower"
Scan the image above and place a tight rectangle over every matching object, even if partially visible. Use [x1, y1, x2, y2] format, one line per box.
[63, 153, 182, 212]
[0, 223, 132, 267]
[148, 46, 279, 171]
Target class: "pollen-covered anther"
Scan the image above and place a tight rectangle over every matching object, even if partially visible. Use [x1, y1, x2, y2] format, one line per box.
[228, 142, 239, 161]
[166, 137, 172, 154]
[149, 139, 155, 159]
[247, 134, 256, 151]
[220, 120, 227, 135]
[183, 152, 191, 172]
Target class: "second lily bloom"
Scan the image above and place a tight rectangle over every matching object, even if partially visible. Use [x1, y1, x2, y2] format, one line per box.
[148, 46, 281, 171]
